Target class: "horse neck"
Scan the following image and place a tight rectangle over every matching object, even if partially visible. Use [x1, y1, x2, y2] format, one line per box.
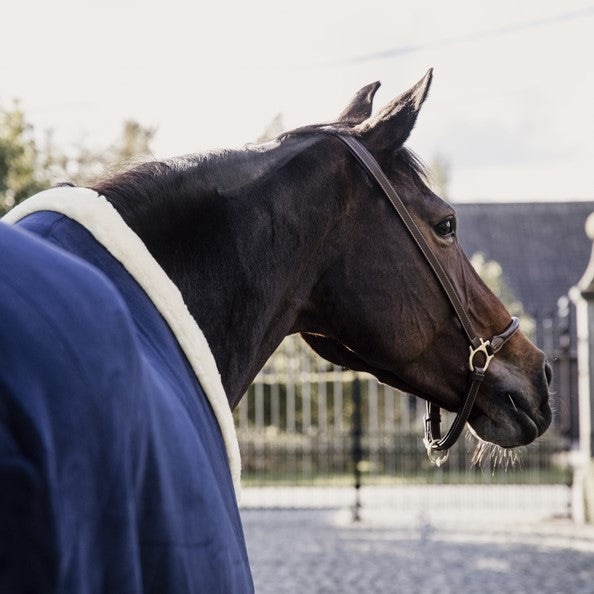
[102, 139, 345, 407]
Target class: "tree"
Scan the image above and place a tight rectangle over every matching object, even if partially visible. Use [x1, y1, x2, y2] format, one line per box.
[470, 252, 535, 339]
[51, 119, 156, 187]
[0, 101, 50, 214]
[0, 101, 156, 215]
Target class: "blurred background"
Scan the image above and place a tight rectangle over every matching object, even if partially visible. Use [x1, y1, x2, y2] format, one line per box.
[2, 1, 594, 591]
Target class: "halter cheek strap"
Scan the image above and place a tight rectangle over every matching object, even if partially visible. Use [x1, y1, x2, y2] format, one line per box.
[332, 133, 520, 464]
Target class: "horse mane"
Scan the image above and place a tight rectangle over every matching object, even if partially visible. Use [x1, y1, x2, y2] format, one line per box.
[92, 123, 429, 216]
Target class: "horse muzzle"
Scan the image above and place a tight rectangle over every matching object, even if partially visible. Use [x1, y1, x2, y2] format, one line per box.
[468, 356, 552, 447]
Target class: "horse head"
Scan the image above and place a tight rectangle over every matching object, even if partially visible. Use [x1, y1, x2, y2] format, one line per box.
[299, 70, 552, 449]
[93, 70, 552, 451]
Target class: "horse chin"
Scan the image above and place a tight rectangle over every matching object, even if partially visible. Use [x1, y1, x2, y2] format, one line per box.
[468, 390, 552, 448]
[468, 412, 538, 448]
[465, 426, 522, 470]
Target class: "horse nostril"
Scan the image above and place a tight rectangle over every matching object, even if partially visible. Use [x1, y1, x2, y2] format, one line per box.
[544, 361, 553, 387]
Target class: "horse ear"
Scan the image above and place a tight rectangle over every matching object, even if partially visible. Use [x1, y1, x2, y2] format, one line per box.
[337, 81, 381, 124]
[356, 69, 433, 151]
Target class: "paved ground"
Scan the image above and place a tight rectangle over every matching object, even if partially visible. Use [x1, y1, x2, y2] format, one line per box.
[240, 487, 594, 593]
[240, 485, 571, 522]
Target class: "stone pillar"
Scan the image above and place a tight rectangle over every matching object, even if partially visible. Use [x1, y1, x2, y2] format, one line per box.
[572, 212, 594, 521]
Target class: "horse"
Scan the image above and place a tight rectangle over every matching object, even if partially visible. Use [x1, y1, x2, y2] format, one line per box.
[0, 69, 551, 593]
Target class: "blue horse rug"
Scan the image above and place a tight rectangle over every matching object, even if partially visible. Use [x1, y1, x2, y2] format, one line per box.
[1, 188, 252, 593]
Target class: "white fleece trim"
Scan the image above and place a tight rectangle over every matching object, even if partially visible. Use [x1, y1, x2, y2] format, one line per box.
[3, 187, 242, 500]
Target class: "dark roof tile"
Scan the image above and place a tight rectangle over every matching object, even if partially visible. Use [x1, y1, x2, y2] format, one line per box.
[455, 202, 594, 315]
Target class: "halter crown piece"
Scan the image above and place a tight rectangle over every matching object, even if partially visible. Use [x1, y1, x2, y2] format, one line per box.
[332, 133, 520, 466]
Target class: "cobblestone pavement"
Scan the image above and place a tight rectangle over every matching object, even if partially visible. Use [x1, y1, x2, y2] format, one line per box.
[241, 508, 594, 594]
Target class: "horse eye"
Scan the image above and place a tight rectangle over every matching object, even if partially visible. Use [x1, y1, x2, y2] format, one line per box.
[434, 216, 456, 238]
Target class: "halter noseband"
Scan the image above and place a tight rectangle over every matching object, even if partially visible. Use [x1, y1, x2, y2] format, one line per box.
[332, 133, 519, 465]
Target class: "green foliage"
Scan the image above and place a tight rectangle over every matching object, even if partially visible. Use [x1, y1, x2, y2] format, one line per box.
[0, 100, 155, 215]
[0, 101, 50, 214]
[115, 120, 155, 163]
[470, 252, 535, 338]
[48, 119, 156, 187]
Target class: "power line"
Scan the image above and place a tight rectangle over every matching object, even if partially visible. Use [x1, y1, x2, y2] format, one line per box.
[336, 4, 594, 66]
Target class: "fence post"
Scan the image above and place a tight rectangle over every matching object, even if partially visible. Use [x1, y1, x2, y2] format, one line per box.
[556, 296, 574, 441]
[573, 212, 594, 521]
[352, 376, 362, 522]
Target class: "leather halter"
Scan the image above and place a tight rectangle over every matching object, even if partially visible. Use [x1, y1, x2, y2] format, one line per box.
[333, 133, 520, 465]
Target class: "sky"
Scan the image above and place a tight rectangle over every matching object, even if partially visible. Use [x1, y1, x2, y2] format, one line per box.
[1, 0, 593, 201]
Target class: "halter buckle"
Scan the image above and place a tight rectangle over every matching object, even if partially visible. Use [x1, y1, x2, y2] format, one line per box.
[468, 338, 494, 373]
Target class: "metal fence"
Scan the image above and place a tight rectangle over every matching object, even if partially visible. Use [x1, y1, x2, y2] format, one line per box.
[234, 307, 574, 492]
[532, 298, 579, 447]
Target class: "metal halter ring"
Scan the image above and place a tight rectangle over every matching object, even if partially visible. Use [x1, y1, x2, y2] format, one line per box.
[423, 438, 450, 467]
[468, 338, 494, 373]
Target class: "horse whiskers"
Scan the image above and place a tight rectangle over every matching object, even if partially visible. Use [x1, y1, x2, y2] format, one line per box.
[507, 393, 518, 412]
[546, 392, 559, 418]
[466, 430, 521, 473]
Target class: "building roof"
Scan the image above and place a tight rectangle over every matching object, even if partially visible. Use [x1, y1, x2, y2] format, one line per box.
[455, 202, 594, 315]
